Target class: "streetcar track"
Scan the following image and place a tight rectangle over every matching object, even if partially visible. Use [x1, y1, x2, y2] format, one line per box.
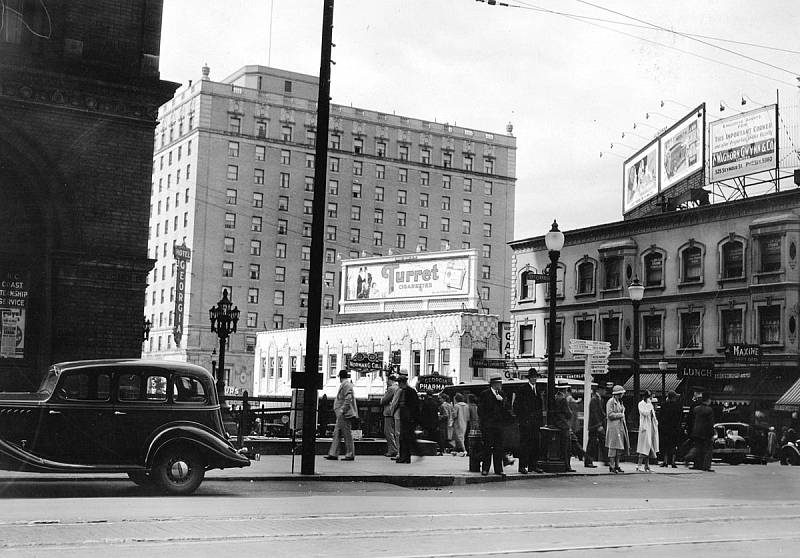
[386, 534, 800, 557]
[3, 511, 800, 550]
[2, 500, 799, 527]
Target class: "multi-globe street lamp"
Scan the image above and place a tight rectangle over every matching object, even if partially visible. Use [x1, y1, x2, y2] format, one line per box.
[628, 276, 645, 425]
[544, 220, 564, 425]
[208, 289, 240, 407]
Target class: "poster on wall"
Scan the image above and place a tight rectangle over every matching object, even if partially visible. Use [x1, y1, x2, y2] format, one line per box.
[0, 270, 28, 359]
[709, 105, 777, 182]
[343, 254, 471, 301]
[623, 141, 659, 213]
[659, 105, 704, 190]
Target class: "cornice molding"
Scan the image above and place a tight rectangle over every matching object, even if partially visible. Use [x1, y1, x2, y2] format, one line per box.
[0, 65, 177, 121]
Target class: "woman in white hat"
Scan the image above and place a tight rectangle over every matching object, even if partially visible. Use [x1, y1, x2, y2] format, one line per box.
[605, 385, 629, 473]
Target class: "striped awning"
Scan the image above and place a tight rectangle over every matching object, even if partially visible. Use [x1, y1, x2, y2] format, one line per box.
[623, 374, 681, 395]
[775, 377, 800, 411]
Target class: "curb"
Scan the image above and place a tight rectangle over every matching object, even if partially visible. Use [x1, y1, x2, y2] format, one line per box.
[0, 469, 699, 488]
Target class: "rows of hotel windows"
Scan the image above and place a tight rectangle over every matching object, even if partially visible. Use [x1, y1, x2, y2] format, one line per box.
[260, 348, 453, 381]
[518, 301, 786, 357]
[519, 234, 787, 301]
[223, 114, 499, 174]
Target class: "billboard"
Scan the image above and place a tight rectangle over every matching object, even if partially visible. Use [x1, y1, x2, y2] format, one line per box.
[709, 105, 777, 182]
[344, 254, 471, 301]
[339, 250, 479, 315]
[623, 140, 659, 214]
[660, 106, 704, 189]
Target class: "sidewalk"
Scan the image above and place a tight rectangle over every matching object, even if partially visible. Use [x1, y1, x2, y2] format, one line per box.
[0, 455, 702, 488]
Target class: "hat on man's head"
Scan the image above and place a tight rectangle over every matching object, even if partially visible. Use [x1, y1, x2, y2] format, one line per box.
[489, 373, 503, 383]
[525, 368, 538, 379]
[612, 385, 625, 395]
[396, 372, 409, 382]
[605, 381, 615, 390]
[388, 373, 398, 381]
[338, 369, 351, 379]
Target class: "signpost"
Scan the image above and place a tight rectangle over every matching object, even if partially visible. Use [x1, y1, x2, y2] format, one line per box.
[569, 339, 611, 459]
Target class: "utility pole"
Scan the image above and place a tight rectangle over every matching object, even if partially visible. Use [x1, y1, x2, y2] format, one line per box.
[300, 0, 335, 475]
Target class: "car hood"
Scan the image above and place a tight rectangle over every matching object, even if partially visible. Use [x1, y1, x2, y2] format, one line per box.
[0, 392, 50, 405]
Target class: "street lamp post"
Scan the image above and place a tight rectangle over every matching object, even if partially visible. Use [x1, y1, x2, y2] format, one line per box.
[658, 360, 668, 401]
[628, 276, 644, 425]
[208, 289, 240, 408]
[142, 318, 151, 343]
[544, 220, 564, 425]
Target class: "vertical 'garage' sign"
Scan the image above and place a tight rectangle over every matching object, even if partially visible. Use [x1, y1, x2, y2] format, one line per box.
[173, 243, 191, 347]
[0, 269, 28, 359]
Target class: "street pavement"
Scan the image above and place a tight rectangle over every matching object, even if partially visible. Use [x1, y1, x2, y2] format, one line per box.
[0, 453, 705, 487]
[2, 458, 798, 557]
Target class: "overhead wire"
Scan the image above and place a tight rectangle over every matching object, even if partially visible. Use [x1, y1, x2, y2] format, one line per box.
[572, 0, 800, 78]
[503, 0, 798, 88]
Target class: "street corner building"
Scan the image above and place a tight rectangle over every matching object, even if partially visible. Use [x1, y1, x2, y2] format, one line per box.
[253, 311, 504, 399]
[509, 188, 800, 425]
[0, 1, 178, 390]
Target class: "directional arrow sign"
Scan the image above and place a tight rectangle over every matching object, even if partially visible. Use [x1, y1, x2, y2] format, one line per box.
[589, 354, 609, 364]
[569, 339, 591, 354]
[591, 366, 609, 374]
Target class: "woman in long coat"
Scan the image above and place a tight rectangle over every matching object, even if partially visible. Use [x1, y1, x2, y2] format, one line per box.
[636, 390, 659, 472]
[605, 385, 629, 474]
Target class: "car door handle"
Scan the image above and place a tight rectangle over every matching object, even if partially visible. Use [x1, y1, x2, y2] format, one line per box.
[114, 411, 126, 416]
[48, 410, 61, 415]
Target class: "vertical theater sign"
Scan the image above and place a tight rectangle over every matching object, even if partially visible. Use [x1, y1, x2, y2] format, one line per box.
[0, 269, 28, 359]
[173, 243, 191, 347]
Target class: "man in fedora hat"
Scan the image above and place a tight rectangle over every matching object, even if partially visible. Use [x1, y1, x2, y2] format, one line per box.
[325, 369, 358, 461]
[513, 368, 544, 474]
[380, 373, 400, 458]
[392, 371, 422, 463]
[478, 374, 512, 476]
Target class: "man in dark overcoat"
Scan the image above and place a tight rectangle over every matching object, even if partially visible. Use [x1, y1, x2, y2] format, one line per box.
[586, 384, 607, 467]
[658, 390, 682, 467]
[478, 374, 511, 476]
[513, 368, 544, 474]
[689, 392, 715, 471]
[393, 373, 422, 463]
[551, 384, 585, 472]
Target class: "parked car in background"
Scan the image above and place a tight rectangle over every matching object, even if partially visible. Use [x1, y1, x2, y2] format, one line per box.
[712, 422, 769, 465]
[0, 359, 249, 495]
[779, 432, 800, 465]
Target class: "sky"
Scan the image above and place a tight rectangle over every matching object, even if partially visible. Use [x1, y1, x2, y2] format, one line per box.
[159, 0, 800, 240]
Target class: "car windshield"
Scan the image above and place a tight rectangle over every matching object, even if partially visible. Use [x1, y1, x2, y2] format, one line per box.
[36, 367, 60, 396]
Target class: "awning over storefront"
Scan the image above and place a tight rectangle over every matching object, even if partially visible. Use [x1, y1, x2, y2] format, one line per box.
[775, 377, 800, 411]
[623, 374, 681, 394]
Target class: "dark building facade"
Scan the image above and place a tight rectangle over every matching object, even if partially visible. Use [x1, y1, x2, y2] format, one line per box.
[0, 0, 177, 390]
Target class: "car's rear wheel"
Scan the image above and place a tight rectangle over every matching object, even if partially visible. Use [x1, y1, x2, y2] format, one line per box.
[151, 446, 205, 495]
[127, 471, 154, 487]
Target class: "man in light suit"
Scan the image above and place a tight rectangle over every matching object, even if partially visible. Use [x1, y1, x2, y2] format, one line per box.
[325, 369, 358, 461]
[380, 373, 399, 457]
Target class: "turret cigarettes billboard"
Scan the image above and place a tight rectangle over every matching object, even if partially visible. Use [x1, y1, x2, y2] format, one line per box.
[339, 250, 479, 315]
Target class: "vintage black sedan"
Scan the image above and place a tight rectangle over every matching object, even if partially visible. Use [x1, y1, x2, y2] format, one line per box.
[0, 359, 249, 495]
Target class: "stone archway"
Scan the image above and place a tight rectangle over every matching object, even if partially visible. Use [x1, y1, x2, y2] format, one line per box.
[0, 116, 72, 390]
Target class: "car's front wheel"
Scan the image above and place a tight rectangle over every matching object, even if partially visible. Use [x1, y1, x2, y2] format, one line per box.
[151, 446, 206, 495]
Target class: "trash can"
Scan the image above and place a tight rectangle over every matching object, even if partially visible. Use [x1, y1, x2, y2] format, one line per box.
[538, 425, 568, 473]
